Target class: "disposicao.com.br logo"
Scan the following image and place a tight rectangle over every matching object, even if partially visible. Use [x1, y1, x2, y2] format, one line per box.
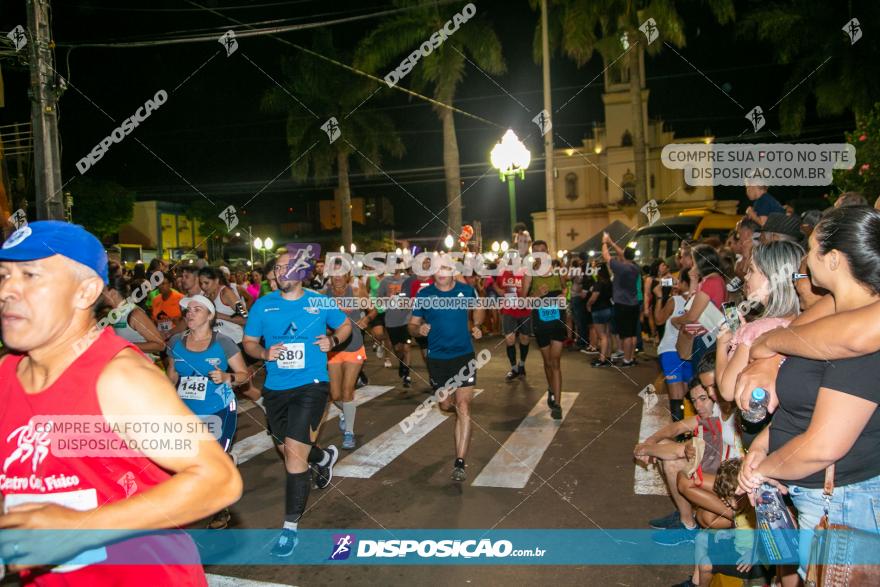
[332, 537, 544, 559]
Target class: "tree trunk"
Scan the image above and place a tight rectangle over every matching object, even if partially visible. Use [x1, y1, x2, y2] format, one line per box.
[337, 149, 353, 252]
[439, 106, 462, 236]
[628, 35, 649, 226]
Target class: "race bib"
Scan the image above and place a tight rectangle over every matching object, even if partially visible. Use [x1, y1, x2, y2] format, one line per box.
[539, 305, 560, 322]
[177, 376, 208, 401]
[158, 320, 172, 332]
[277, 342, 305, 369]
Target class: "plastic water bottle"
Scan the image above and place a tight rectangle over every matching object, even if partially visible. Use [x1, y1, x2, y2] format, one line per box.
[742, 387, 769, 423]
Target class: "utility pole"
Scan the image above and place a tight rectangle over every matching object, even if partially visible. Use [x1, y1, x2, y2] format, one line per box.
[541, 0, 557, 253]
[27, 0, 65, 220]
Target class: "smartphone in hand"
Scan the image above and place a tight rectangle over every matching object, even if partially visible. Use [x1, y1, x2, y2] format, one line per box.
[722, 301, 741, 333]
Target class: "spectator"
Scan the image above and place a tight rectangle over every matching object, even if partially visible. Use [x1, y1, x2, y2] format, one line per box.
[670, 244, 727, 373]
[799, 209, 822, 238]
[513, 222, 532, 258]
[733, 219, 760, 280]
[738, 206, 880, 577]
[758, 213, 803, 245]
[833, 190, 868, 208]
[654, 270, 692, 421]
[195, 249, 208, 269]
[784, 203, 795, 216]
[744, 181, 785, 226]
[587, 263, 614, 367]
[602, 233, 640, 367]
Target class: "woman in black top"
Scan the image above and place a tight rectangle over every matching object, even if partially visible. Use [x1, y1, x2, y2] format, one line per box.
[738, 207, 880, 575]
[587, 263, 614, 366]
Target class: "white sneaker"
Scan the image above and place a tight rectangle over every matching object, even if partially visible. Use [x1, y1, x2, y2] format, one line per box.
[384, 358, 392, 368]
[611, 350, 624, 360]
[376, 346, 385, 359]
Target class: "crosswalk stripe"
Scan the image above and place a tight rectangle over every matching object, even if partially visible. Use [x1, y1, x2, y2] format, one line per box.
[335, 389, 483, 479]
[207, 574, 294, 587]
[472, 392, 577, 489]
[231, 385, 393, 465]
[633, 392, 670, 496]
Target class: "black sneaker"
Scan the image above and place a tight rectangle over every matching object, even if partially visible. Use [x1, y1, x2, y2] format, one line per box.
[312, 445, 339, 489]
[518, 365, 526, 378]
[590, 358, 610, 368]
[649, 511, 681, 530]
[357, 370, 369, 387]
[505, 366, 519, 381]
[451, 465, 467, 482]
[550, 403, 562, 420]
[620, 359, 636, 368]
[270, 528, 299, 557]
[546, 388, 555, 409]
[402, 375, 412, 388]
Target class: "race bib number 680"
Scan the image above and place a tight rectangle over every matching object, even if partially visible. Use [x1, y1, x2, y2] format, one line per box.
[277, 342, 305, 369]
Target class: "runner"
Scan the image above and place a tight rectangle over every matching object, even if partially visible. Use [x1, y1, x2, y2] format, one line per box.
[166, 294, 248, 529]
[242, 244, 352, 557]
[365, 273, 391, 368]
[179, 264, 203, 297]
[523, 241, 567, 420]
[102, 275, 165, 358]
[403, 257, 434, 367]
[0, 221, 241, 582]
[151, 272, 183, 340]
[409, 258, 485, 482]
[377, 262, 412, 388]
[324, 271, 368, 450]
[493, 255, 531, 381]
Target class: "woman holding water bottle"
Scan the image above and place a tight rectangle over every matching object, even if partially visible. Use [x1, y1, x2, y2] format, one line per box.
[737, 207, 880, 577]
[166, 294, 248, 529]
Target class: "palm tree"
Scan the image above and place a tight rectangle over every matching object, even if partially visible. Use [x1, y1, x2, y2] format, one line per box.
[741, 1, 880, 134]
[532, 0, 733, 223]
[262, 32, 404, 251]
[355, 0, 505, 235]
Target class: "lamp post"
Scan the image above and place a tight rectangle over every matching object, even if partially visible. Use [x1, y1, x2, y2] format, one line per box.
[490, 129, 531, 237]
[253, 236, 273, 264]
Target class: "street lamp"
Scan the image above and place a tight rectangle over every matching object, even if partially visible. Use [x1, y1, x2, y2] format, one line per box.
[490, 129, 531, 237]
[253, 237, 273, 264]
[491, 241, 500, 253]
[500, 240, 509, 253]
[444, 234, 454, 249]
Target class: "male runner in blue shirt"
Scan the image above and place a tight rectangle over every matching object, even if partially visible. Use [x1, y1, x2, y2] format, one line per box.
[243, 244, 351, 557]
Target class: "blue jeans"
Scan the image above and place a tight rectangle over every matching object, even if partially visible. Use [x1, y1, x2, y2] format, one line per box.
[789, 473, 880, 577]
[571, 297, 588, 347]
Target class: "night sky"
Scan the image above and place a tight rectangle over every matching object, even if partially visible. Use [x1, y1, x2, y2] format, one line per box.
[0, 0, 852, 242]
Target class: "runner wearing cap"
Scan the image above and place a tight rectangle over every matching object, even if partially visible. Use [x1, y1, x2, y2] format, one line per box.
[0, 221, 241, 583]
[166, 294, 248, 529]
[242, 245, 352, 557]
[409, 257, 485, 482]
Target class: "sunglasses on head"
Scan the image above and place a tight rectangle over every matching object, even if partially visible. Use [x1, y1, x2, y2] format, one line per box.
[792, 273, 809, 281]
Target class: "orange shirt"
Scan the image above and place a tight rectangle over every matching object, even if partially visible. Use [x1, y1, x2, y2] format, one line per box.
[151, 290, 184, 333]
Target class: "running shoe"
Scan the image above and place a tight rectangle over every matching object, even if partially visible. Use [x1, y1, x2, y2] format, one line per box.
[620, 359, 636, 368]
[402, 375, 412, 388]
[518, 365, 526, 378]
[384, 358, 392, 369]
[312, 445, 339, 489]
[505, 366, 519, 381]
[651, 521, 698, 546]
[611, 350, 624, 361]
[206, 508, 231, 529]
[579, 346, 599, 355]
[342, 432, 356, 450]
[550, 403, 562, 420]
[338, 412, 346, 432]
[451, 465, 467, 482]
[357, 370, 369, 387]
[270, 528, 299, 557]
[648, 511, 681, 530]
[590, 359, 611, 368]
[376, 345, 385, 359]
[546, 388, 555, 408]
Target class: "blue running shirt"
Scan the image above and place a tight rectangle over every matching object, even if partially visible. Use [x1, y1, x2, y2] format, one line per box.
[167, 332, 238, 415]
[244, 289, 346, 391]
[412, 282, 476, 359]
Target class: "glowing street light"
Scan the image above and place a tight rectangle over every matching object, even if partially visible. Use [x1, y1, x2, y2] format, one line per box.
[264, 237, 274, 251]
[444, 234, 454, 249]
[490, 129, 531, 236]
[491, 241, 500, 253]
[500, 240, 509, 252]
[253, 237, 263, 250]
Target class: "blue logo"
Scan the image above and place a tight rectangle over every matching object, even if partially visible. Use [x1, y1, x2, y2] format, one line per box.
[329, 533, 356, 560]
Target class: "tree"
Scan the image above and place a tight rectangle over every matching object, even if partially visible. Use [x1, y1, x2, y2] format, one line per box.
[356, 0, 505, 235]
[263, 31, 404, 251]
[741, 1, 880, 135]
[834, 102, 880, 202]
[531, 0, 733, 224]
[184, 198, 234, 260]
[69, 177, 135, 240]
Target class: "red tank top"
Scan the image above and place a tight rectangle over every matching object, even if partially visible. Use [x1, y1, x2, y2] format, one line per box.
[0, 328, 206, 586]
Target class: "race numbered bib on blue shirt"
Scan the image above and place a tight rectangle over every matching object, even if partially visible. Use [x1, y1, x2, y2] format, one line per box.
[539, 305, 560, 321]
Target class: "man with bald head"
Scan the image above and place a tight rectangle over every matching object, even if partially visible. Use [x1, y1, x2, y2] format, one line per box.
[0, 221, 241, 583]
[744, 181, 784, 226]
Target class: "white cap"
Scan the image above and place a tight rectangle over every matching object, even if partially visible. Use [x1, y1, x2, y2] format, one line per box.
[179, 294, 216, 317]
[219, 265, 231, 276]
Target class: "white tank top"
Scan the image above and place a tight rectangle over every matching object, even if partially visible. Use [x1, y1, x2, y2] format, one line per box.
[213, 285, 243, 344]
[721, 412, 744, 459]
[111, 303, 146, 344]
[657, 296, 687, 354]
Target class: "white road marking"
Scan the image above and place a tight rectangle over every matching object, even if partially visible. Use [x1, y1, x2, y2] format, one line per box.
[472, 392, 577, 489]
[634, 392, 670, 495]
[207, 574, 295, 587]
[231, 385, 393, 465]
[335, 389, 483, 479]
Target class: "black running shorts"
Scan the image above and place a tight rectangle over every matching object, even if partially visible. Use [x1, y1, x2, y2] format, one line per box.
[531, 309, 567, 348]
[263, 382, 329, 445]
[426, 352, 477, 392]
[387, 325, 411, 346]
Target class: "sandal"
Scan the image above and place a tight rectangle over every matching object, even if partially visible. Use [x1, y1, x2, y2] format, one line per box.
[207, 508, 231, 529]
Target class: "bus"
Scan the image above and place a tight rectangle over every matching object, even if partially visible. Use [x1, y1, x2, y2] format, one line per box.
[632, 209, 740, 264]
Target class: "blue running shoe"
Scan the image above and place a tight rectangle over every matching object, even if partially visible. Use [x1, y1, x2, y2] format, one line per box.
[270, 528, 299, 557]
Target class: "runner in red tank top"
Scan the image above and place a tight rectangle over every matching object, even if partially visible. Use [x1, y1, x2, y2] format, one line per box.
[0, 221, 242, 585]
